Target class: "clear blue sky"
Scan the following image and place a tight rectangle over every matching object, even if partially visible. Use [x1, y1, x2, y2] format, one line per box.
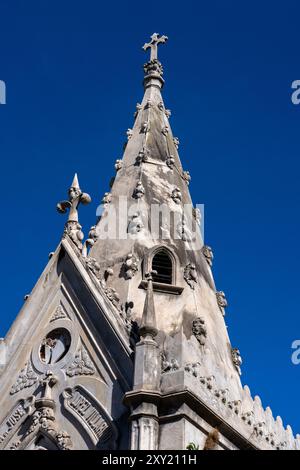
[0, 0, 299, 432]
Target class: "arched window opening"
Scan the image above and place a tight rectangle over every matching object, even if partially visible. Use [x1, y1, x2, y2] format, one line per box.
[151, 250, 173, 285]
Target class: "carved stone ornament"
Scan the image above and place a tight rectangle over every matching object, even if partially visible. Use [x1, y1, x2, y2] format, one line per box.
[184, 263, 197, 289]
[173, 137, 180, 149]
[127, 212, 144, 234]
[82, 225, 99, 258]
[166, 155, 175, 169]
[161, 125, 169, 136]
[66, 346, 96, 377]
[102, 192, 112, 205]
[145, 99, 152, 108]
[216, 291, 228, 316]
[126, 128, 133, 140]
[64, 221, 84, 251]
[50, 305, 68, 323]
[140, 121, 149, 134]
[133, 181, 145, 199]
[193, 207, 201, 224]
[124, 253, 139, 279]
[114, 159, 123, 171]
[57, 174, 91, 251]
[10, 363, 38, 395]
[184, 362, 201, 377]
[202, 245, 214, 267]
[231, 347, 242, 375]
[165, 109, 171, 118]
[85, 257, 101, 280]
[136, 149, 150, 164]
[161, 355, 179, 373]
[104, 287, 120, 308]
[143, 59, 164, 77]
[171, 187, 182, 204]
[192, 317, 207, 346]
[134, 103, 142, 118]
[182, 170, 191, 185]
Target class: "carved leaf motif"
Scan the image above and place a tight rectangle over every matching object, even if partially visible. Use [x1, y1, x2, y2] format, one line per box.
[50, 305, 68, 323]
[66, 346, 96, 377]
[10, 363, 38, 395]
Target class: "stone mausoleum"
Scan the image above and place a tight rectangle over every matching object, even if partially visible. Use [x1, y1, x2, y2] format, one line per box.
[0, 34, 298, 450]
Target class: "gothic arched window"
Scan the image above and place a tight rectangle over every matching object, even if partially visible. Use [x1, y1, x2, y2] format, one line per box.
[151, 249, 173, 285]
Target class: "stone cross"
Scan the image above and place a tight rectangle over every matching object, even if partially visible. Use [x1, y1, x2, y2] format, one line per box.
[143, 33, 168, 61]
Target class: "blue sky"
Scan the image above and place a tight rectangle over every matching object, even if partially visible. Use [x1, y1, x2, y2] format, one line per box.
[1, 0, 300, 432]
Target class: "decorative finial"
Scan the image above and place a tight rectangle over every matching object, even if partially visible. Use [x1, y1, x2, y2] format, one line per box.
[57, 174, 91, 251]
[139, 271, 158, 339]
[142, 33, 168, 61]
[143, 33, 168, 89]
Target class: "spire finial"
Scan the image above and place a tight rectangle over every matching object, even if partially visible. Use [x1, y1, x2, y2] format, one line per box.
[142, 33, 168, 62]
[142, 33, 168, 89]
[139, 271, 158, 339]
[57, 174, 91, 251]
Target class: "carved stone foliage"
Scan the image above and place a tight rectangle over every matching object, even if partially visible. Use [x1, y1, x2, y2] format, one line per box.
[124, 253, 139, 280]
[9, 373, 72, 450]
[184, 263, 197, 289]
[63, 386, 114, 447]
[182, 170, 191, 185]
[171, 187, 182, 204]
[84, 257, 101, 281]
[102, 192, 112, 205]
[50, 305, 68, 323]
[133, 181, 145, 199]
[140, 121, 149, 133]
[10, 363, 38, 395]
[66, 346, 96, 377]
[143, 59, 164, 76]
[114, 159, 123, 172]
[192, 317, 207, 346]
[161, 355, 179, 373]
[127, 212, 144, 234]
[231, 348, 242, 375]
[216, 291, 227, 316]
[161, 125, 169, 136]
[136, 148, 150, 164]
[184, 362, 201, 377]
[173, 137, 180, 149]
[104, 287, 120, 308]
[134, 103, 142, 118]
[126, 128, 133, 140]
[64, 221, 85, 251]
[202, 245, 214, 267]
[166, 155, 175, 169]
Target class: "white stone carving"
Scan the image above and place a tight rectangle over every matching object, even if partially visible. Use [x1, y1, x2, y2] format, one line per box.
[66, 346, 95, 377]
[11, 363, 38, 395]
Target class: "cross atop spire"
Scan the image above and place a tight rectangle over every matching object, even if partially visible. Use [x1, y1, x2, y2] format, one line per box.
[142, 33, 168, 62]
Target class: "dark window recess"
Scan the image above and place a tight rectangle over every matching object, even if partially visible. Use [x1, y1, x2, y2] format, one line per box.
[151, 250, 173, 284]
